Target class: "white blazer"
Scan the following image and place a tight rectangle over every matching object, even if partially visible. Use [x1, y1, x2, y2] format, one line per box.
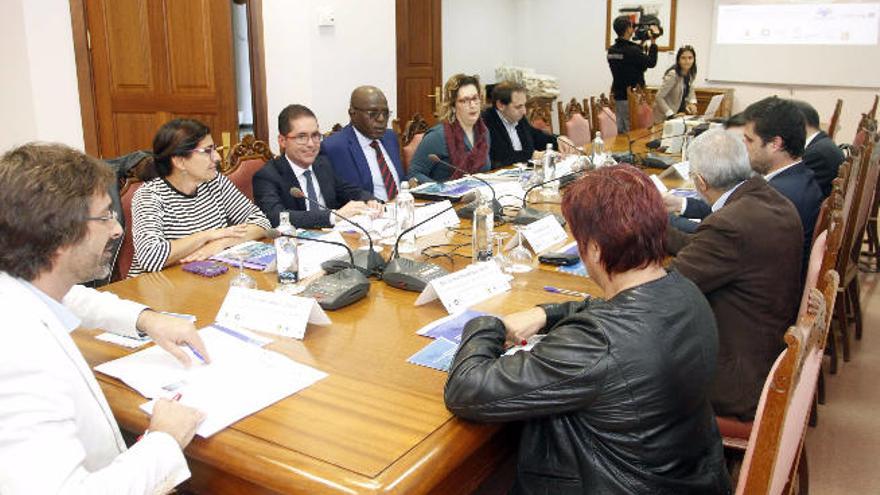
[0, 273, 189, 494]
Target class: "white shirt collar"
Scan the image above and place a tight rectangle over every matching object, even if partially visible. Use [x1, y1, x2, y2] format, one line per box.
[353, 126, 376, 148]
[764, 160, 801, 181]
[711, 180, 746, 212]
[805, 131, 820, 148]
[496, 109, 519, 129]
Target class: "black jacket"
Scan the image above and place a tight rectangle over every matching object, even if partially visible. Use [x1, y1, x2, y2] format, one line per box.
[607, 38, 658, 101]
[445, 271, 731, 495]
[252, 155, 373, 228]
[803, 131, 844, 197]
[482, 107, 557, 168]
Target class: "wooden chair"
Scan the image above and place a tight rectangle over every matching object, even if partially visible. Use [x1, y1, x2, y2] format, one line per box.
[400, 113, 429, 173]
[870, 94, 879, 119]
[556, 98, 591, 148]
[590, 94, 618, 141]
[826, 99, 843, 141]
[734, 270, 839, 495]
[222, 134, 274, 201]
[626, 86, 654, 131]
[324, 123, 344, 138]
[111, 181, 144, 282]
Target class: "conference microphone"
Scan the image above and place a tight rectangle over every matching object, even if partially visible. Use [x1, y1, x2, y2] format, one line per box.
[613, 126, 668, 166]
[289, 187, 386, 276]
[426, 154, 504, 220]
[381, 203, 457, 292]
[512, 162, 587, 226]
[264, 228, 370, 309]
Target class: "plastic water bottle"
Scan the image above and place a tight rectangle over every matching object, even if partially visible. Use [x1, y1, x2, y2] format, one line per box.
[591, 131, 605, 167]
[472, 190, 494, 263]
[396, 181, 416, 254]
[542, 143, 557, 194]
[274, 211, 299, 287]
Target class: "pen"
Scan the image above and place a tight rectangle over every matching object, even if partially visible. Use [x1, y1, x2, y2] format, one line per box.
[186, 343, 207, 364]
[543, 285, 590, 299]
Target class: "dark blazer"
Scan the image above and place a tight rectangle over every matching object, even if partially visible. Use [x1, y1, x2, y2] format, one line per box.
[667, 176, 803, 421]
[481, 108, 557, 168]
[319, 124, 403, 197]
[445, 271, 731, 494]
[803, 131, 844, 197]
[252, 155, 373, 229]
[681, 163, 821, 272]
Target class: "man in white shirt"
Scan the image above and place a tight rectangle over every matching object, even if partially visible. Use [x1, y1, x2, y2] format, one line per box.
[321, 86, 405, 202]
[0, 143, 208, 494]
[253, 104, 380, 228]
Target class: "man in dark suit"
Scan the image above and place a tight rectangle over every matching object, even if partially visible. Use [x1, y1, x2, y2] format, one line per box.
[482, 81, 575, 168]
[320, 86, 403, 202]
[792, 100, 845, 197]
[667, 129, 803, 421]
[253, 104, 377, 229]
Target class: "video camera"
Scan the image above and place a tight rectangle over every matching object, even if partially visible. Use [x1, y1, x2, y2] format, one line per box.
[623, 7, 664, 42]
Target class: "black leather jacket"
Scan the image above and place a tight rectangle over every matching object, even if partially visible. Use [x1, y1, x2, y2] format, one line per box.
[444, 271, 731, 494]
[607, 38, 658, 101]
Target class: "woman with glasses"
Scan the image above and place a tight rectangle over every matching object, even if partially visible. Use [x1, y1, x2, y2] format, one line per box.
[129, 118, 270, 276]
[407, 73, 491, 184]
[653, 45, 698, 123]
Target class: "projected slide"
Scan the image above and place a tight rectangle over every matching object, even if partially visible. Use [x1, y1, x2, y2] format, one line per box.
[716, 3, 880, 45]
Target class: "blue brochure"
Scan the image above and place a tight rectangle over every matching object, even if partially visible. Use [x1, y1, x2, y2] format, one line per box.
[407, 337, 459, 372]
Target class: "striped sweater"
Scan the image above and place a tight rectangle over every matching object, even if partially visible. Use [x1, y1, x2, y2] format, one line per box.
[129, 174, 270, 276]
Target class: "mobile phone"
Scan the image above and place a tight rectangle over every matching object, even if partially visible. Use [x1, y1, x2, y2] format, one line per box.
[182, 261, 229, 277]
[538, 252, 580, 266]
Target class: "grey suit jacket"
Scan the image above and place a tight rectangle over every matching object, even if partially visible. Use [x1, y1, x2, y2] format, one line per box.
[652, 69, 696, 123]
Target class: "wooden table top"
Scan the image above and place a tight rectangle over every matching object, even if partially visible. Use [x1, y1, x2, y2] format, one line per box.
[71, 132, 687, 494]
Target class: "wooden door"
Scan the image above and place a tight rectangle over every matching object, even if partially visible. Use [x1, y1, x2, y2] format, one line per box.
[85, 0, 237, 158]
[395, 0, 441, 128]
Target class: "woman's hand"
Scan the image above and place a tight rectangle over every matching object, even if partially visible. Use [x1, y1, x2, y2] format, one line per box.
[502, 307, 547, 346]
[686, 103, 698, 115]
[206, 224, 249, 243]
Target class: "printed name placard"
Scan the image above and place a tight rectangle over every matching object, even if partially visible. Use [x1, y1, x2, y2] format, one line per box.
[521, 215, 569, 254]
[414, 200, 460, 237]
[215, 286, 330, 340]
[650, 174, 669, 193]
[414, 262, 511, 314]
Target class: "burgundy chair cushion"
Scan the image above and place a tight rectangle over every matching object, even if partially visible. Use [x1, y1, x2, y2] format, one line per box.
[716, 415, 753, 440]
[113, 181, 143, 281]
[228, 158, 268, 201]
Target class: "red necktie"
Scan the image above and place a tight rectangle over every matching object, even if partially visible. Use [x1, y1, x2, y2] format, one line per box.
[369, 140, 398, 200]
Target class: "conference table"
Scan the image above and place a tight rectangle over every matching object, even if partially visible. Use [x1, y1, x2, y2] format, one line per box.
[72, 129, 685, 494]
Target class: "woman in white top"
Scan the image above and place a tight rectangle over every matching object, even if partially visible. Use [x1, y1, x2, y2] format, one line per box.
[653, 45, 698, 124]
[130, 119, 269, 276]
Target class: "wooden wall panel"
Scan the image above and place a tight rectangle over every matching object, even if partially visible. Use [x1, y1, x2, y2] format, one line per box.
[164, 0, 213, 92]
[103, 0, 152, 91]
[112, 112, 160, 155]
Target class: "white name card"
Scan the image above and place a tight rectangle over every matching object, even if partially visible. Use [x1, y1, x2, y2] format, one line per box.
[521, 215, 569, 254]
[414, 200, 460, 237]
[215, 286, 331, 340]
[415, 262, 511, 314]
[298, 231, 350, 278]
[481, 181, 526, 208]
[650, 174, 669, 193]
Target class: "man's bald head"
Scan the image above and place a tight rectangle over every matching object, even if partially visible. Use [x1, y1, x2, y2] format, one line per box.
[349, 86, 390, 140]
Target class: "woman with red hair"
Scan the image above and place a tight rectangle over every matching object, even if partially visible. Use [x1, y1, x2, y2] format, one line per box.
[444, 165, 730, 494]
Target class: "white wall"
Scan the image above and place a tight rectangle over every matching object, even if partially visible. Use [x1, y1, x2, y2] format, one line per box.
[442, 0, 516, 85]
[441, 0, 878, 141]
[1, 0, 84, 152]
[262, 0, 397, 153]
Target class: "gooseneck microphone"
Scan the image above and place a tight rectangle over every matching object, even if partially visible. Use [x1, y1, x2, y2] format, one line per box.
[512, 162, 587, 226]
[265, 228, 356, 266]
[426, 154, 504, 219]
[381, 202, 457, 292]
[289, 187, 386, 276]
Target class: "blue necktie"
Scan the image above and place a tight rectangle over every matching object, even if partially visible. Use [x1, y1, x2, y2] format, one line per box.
[302, 169, 319, 211]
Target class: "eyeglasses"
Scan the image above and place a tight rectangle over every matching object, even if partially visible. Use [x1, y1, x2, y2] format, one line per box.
[87, 209, 119, 223]
[352, 107, 392, 120]
[456, 95, 482, 107]
[191, 144, 224, 155]
[284, 132, 324, 145]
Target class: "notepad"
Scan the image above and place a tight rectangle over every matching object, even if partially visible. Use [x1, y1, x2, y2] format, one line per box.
[407, 337, 458, 372]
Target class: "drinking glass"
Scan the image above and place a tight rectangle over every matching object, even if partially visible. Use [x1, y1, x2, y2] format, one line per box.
[505, 226, 535, 273]
[229, 253, 257, 289]
[493, 232, 511, 272]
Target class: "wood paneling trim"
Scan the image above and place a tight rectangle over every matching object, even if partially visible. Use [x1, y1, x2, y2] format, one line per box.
[70, 0, 99, 155]
[247, 0, 269, 143]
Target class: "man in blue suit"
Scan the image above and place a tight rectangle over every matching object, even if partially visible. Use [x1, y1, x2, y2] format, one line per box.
[320, 86, 403, 202]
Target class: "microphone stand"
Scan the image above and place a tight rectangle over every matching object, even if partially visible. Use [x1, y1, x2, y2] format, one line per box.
[289, 187, 386, 276]
[382, 202, 457, 292]
[512, 165, 584, 225]
[427, 154, 504, 220]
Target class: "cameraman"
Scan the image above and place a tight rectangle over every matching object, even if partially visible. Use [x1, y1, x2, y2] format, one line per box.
[607, 15, 659, 133]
